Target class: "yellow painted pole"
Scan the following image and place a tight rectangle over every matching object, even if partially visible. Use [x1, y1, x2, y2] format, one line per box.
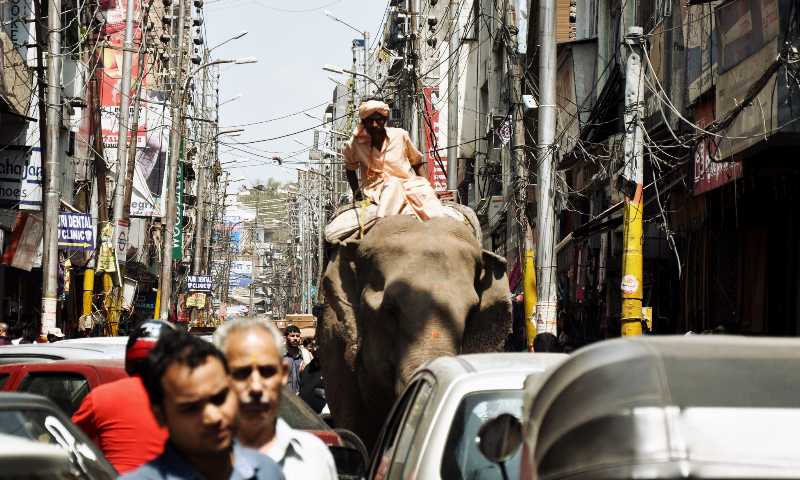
[154, 289, 161, 321]
[82, 269, 95, 317]
[523, 226, 538, 349]
[620, 185, 644, 336]
[102, 273, 119, 336]
[620, 26, 645, 337]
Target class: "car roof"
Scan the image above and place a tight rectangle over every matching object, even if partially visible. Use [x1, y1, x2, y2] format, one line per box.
[529, 335, 800, 479]
[0, 343, 125, 360]
[0, 433, 71, 473]
[0, 391, 64, 409]
[420, 353, 568, 385]
[58, 336, 129, 345]
[0, 358, 124, 370]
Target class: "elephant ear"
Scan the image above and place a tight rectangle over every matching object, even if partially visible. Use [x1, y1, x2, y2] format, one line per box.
[462, 250, 512, 353]
[320, 239, 361, 368]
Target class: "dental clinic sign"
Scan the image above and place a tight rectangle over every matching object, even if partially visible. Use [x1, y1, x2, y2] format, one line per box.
[58, 212, 95, 252]
[0, 146, 43, 210]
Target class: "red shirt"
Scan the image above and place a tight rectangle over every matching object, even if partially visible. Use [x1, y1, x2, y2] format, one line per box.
[72, 376, 167, 474]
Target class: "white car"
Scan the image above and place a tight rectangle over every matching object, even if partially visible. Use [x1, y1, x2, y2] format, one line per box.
[0, 433, 78, 477]
[0, 343, 125, 365]
[368, 353, 567, 480]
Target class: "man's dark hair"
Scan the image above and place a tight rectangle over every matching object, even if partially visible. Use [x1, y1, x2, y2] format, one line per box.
[533, 332, 563, 353]
[285, 324, 301, 335]
[142, 329, 229, 406]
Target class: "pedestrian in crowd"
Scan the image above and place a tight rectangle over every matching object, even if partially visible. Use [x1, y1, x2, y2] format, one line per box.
[0, 322, 10, 346]
[122, 329, 284, 480]
[73, 320, 173, 474]
[214, 318, 337, 479]
[283, 325, 310, 394]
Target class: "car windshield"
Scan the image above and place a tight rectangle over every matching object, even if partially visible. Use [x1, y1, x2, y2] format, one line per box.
[441, 390, 524, 480]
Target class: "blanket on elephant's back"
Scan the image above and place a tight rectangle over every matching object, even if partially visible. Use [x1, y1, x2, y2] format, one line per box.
[324, 201, 481, 243]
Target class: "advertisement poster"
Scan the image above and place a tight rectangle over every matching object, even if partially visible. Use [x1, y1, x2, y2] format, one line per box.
[2, 213, 42, 271]
[693, 99, 742, 195]
[0, 146, 42, 210]
[422, 87, 448, 193]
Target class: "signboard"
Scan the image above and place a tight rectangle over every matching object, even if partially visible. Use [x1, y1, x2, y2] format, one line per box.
[187, 275, 213, 292]
[683, 1, 720, 104]
[57, 212, 95, 251]
[422, 87, 448, 193]
[693, 99, 742, 195]
[113, 218, 129, 262]
[172, 150, 184, 258]
[0, 146, 42, 210]
[2, 213, 42, 271]
[231, 260, 252, 288]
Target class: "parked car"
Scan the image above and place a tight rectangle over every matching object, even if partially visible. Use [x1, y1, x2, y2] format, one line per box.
[0, 357, 367, 479]
[0, 392, 118, 478]
[476, 336, 800, 480]
[0, 359, 127, 416]
[0, 343, 125, 365]
[368, 352, 567, 480]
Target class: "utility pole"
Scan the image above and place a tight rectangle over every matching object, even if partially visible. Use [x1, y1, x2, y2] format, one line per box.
[192, 59, 210, 275]
[534, 0, 558, 336]
[620, 26, 645, 336]
[509, 11, 537, 349]
[158, 0, 187, 320]
[41, 0, 63, 336]
[249, 201, 259, 316]
[111, 0, 137, 246]
[446, 0, 459, 191]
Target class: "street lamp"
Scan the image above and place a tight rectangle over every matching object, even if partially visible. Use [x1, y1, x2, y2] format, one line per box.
[218, 93, 242, 108]
[209, 30, 248, 53]
[323, 10, 370, 97]
[322, 64, 382, 92]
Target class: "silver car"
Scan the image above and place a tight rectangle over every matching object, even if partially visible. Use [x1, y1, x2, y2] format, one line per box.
[368, 353, 567, 480]
[0, 343, 125, 364]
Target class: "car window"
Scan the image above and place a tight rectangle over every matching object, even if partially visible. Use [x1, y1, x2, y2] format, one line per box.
[0, 373, 8, 389]
[0, 407, 116, 479]
[371, 379, 434, 480]
[440, 390, 524, 480]
[18, 373, 90, 417]
[0, 356, 56, 365]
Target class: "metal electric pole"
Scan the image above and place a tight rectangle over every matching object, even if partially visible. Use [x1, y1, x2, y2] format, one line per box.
[620, 26, 645, 336]
[111, 0, 137, 246]
[41, 0, 62, 336]
[192, 61, 210, 275]
[534, 0, 558, 336]
[158, 0, 187, 320]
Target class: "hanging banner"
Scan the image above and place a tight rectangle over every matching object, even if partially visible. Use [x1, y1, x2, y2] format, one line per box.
[2, 212, 42, 271]
[57, 212, 95, 251]
[113, 218, 129, 262]
[0, 146, 43, 211]
[422, 87, 448, 193]
[172, 145, 184, 258]
[187, 275, 213, 293]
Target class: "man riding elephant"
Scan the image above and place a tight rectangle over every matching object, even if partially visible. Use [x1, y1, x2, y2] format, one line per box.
[343, 99, 446, 220]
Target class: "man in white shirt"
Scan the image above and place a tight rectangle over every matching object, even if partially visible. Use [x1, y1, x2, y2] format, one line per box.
[214, 318, 337, 480]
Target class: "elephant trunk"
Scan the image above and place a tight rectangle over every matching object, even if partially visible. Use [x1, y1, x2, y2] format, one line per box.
[395, 319, 460, 395]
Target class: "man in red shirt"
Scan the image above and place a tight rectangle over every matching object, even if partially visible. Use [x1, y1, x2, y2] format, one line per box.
[72, 320, 174, 473]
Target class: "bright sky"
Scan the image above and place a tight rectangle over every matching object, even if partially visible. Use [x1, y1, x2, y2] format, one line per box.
[204, 0, 388, 186]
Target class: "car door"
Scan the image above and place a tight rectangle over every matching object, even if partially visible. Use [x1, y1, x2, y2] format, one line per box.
[370, 375, 435, 480]
[15, 365, 100, 417]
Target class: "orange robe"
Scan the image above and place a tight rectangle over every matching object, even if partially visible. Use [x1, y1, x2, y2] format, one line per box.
[343, 127, 445, 220]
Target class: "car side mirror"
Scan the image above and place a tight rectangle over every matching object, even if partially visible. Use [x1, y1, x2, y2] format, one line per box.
[477, 413, 523, 464]
[329, 445, 367, 479]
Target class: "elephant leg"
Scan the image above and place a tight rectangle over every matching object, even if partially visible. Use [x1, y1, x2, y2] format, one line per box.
[317, 304, 370, 441]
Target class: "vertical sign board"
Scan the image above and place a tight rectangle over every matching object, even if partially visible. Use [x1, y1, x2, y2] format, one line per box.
[231, 260, 252, 288]
[0, 146, 43, 211]
[114, 218, 129, 262]
[422, 87, 448, 193]
[693, 99, 742, 195]
[172, 146, 184, 259]
[57, 212, 95, 251]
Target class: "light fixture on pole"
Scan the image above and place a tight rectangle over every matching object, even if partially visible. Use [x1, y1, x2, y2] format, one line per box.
[209, 30, 248, 52]
[322, 64, 382, 92]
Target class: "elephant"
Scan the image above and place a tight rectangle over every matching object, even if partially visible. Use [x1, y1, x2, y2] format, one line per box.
[317, 214, 512, 448]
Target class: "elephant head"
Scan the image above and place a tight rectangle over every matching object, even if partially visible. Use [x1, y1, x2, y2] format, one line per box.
[320, 215, 512, 431]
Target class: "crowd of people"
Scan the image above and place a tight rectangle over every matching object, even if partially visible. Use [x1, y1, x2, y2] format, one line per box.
[71, 319, 336, 479]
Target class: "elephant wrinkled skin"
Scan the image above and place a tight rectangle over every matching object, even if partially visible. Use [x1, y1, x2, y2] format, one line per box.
[318, 215, 512, 448]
